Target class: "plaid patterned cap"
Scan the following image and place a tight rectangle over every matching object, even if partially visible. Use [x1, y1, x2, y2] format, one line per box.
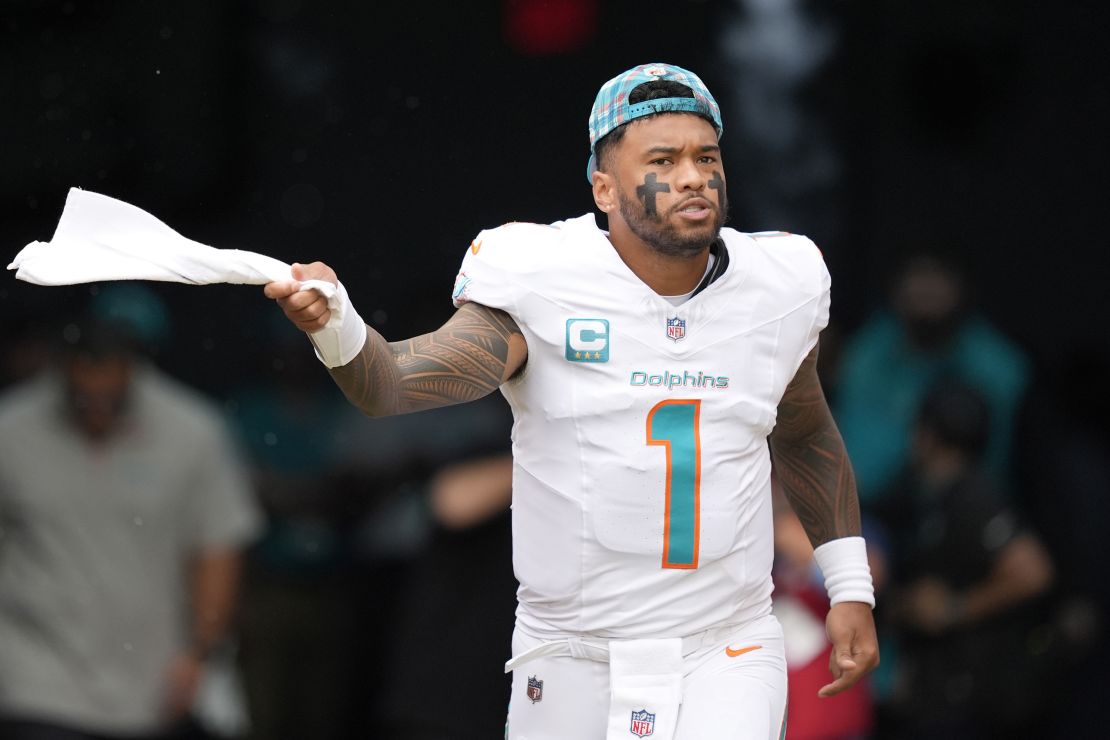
[586, 62, 722, 183]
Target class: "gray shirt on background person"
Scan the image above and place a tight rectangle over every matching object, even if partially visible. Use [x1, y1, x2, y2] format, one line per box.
[0, 366, 260, 736]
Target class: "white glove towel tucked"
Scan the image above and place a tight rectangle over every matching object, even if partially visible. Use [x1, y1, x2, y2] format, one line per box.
[607, 638, 683, 740]
[7, 188, 360, 365]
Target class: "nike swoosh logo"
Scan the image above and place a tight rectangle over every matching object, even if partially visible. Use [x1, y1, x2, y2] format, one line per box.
[725, 645, 762, 658]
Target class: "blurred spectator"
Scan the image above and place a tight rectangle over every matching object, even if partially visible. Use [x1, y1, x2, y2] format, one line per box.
[873, 382, 1054, 739]
[771, 487, 880, 740]
[834, 253, 1030, 501]
[0, 317, 260, 740]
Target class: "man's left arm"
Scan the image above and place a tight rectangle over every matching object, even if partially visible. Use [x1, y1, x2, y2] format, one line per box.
[164, 547, 243, 721]
[769, 343, 879, 697]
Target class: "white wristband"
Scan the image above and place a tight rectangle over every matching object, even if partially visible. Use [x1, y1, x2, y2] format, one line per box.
[812, 536, 876, 608]
[306, 280, 368, 368]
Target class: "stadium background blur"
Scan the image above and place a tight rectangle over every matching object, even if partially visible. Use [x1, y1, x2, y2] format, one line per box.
[2, 1, 1108, 739]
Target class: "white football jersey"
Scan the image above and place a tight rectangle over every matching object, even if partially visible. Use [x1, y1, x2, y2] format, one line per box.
[452, 214, 830, 639]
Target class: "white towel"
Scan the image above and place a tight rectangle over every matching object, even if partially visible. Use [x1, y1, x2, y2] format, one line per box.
[607, 638, 683, 740]
[7, 188, 352, 362]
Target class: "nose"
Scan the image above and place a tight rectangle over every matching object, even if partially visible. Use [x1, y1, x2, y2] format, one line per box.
[674, 156, 706, 192]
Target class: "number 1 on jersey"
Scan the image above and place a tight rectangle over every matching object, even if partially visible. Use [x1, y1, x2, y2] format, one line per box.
[646, 399, 701, 569]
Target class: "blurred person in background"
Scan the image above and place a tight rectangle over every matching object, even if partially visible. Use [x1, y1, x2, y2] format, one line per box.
[0, 314, 260, 740]
[834, 253, 1030, 502]
[872, 381, 1054, 739]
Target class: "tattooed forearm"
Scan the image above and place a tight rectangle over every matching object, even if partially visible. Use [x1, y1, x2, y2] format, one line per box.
[769, 346, 861, 548]
[328, 302, 524, 417]
[328, 325, 405, 416]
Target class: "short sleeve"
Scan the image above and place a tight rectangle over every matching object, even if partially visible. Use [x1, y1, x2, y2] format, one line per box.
[450, 222, 560, 312]
[803, 247, 832, 359]
[185, 416, 262, 551]
[767, 233, 831, 378]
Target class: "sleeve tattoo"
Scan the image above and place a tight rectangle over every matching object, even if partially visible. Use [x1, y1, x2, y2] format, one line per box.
[328, 302, 524, 417]
[769, 344, 862, 547]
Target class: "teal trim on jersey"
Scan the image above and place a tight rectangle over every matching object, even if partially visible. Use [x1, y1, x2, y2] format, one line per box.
[649, 402, 699, 567]
[451, 273, 472, 301]
[565, 318, 610, 362]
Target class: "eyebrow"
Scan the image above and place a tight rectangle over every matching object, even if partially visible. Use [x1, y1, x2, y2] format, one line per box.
[645, 144, 721, 155]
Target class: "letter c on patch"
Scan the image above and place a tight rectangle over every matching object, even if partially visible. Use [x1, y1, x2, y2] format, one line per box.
[569, 320, 607, 351]
[565, 318, 610, 362]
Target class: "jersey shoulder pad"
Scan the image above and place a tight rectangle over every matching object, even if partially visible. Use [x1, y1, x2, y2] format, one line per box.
[744, 230, 830, 296]
[465, 221, 565, 272]
[452, 221, 564, 309]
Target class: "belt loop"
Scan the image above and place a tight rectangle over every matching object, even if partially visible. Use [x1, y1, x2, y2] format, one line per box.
[568, 636, 587, 660]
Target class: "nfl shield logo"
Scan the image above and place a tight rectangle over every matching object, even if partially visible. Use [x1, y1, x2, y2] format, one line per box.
[526, 675, 543, 704]
[630, 709, 655, 737]
[666, 317, 686, 342]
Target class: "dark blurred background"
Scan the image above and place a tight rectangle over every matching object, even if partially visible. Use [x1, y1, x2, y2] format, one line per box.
[3, 0, 1107, 379]
[2, 1, 1108, 739]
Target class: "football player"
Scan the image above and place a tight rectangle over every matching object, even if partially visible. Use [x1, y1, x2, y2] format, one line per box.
[265, 62, 878, 740]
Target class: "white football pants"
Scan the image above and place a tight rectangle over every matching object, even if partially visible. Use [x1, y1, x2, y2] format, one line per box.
[505, 614, 788, 740]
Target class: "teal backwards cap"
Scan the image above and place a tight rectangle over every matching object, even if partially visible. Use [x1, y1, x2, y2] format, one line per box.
[586, 62, 722, 183]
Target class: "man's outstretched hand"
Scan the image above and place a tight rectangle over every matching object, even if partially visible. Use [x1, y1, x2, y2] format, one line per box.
[264, 262, 336, 333]
[818, 601, 880, 697]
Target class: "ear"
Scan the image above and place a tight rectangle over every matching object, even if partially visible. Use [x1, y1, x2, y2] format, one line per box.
[592, 170, 616, 213]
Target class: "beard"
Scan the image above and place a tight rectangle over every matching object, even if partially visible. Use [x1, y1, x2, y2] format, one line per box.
[617, 184, 728, 258]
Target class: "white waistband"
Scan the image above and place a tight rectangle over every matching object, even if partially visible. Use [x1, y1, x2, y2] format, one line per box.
[504, 620, 744, 673]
